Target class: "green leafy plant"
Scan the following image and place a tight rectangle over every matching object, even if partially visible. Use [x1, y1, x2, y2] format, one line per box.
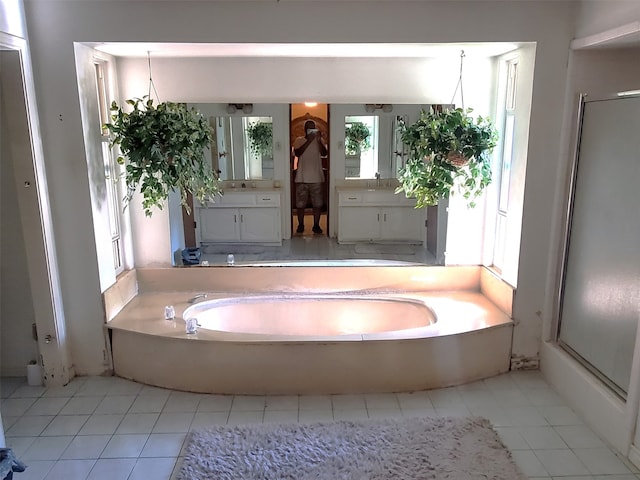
[246, 121, 273, 157]
[396, 108, 498, 208]
[345, 121, 372, 156]
[105, 97, 221, 216]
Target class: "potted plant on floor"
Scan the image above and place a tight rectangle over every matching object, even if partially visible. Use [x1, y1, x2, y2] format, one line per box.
[246, 121, 273, 157]
[105, 96, 221, 216]
[396, 107, 498, 208]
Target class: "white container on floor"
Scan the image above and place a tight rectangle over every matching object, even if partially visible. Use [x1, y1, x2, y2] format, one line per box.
[27, 363, 43, 386]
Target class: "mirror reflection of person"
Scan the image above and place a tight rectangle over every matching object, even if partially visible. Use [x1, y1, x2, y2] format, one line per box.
[293, 120, 327, 234]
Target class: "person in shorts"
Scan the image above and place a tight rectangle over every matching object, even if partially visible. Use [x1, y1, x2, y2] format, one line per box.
[293, 120, 327, 234]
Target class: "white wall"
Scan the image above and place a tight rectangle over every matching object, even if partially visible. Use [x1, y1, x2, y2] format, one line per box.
[574, 0, 640, 38]
[0, 83, 39, 375]
[22, 0, 576, 372]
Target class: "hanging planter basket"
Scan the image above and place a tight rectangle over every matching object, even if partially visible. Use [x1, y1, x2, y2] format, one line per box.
[446, 151, 471, 167]
[396, 107, 498, 208]
[105, 96, 221, 216]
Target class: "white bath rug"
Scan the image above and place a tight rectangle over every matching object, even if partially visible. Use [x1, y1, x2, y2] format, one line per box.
[177, 416, 527, 480]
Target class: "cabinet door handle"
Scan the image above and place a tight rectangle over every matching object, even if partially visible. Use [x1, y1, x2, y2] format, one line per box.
[348, 197, 358, 200]
[234, 214, 237, 223]
[240, 214, 244, 222]
[383, 213, 387, 222]
[377, 213, 380, 222]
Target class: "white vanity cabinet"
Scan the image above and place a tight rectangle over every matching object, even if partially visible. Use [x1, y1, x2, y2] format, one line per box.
[337, 189, 424, 244]
[197, 191, 281, 245]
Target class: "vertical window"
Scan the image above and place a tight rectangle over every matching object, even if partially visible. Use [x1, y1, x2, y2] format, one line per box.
[95, 61, 124, 274]
[493, 59, 518, 272]
[345, 115, 378, 179]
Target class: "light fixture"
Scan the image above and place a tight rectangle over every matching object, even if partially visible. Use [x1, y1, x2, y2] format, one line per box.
[304, 102, 318, 107]
[365, 104, 393, 113]
[226, 103, 254, 114]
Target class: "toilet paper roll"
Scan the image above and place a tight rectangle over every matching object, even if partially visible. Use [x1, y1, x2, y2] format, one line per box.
[27, 363, 43, 386]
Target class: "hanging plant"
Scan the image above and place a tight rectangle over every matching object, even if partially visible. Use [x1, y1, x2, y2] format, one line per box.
[105, 97, 221, 216]
[345, 121, 372, 156]
[246, 121, 273, 157]
[396, 108, 498, 208]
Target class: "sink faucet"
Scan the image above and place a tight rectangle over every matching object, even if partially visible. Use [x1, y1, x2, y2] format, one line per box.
[375, 172, 381, 187]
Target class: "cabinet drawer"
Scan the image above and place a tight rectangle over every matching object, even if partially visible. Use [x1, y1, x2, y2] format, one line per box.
[256, 194, 280, 206]
[339, 191, 363, 205]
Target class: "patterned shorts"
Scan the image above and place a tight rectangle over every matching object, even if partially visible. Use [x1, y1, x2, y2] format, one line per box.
[295, 183, 324, 209]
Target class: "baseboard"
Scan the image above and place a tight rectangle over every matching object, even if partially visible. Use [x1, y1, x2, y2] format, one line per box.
[629, 444, 640, 470]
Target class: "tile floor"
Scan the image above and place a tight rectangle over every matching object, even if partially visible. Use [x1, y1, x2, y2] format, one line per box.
[199, 215, 437, 265]
[2, 370, 639, 479]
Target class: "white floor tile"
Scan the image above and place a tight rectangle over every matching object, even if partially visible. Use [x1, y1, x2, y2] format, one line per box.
[518, 426, 568, 450]
[25, 397, 70, 416]
[59, 396, 103, 415]
[364, 393, 400, 410]
[22, 436, 74, 461]
[5, 435, 38, 457]
[263, 409, 299, 423]
[434, 406, 471, 418]
[105, 379, 143, 396]
[573, 448, 633, 475]
[298, 395, 332, 411]
[265, 395, 299, 411]
[139, 433, 186, 457]
[534, 449, 590, 477]
[162, 392, 202, 413]
[227, 410, 264, 425]
[61, 435, 111, 460]
[230, 395, 266, 411]
[331, 394, 366, 410]
[152, 412, 195, 433]
[366, 408, 404, 419]
[536, 405, 583, 426]
[129, 395, 167, 413]
[395, 391, 432, 410]
[333, 408, 369, 421]
[196, 394, 233, 412]
[78, 414, 124, 435]
[7, 415, 54, 436]
[1, 397, 37, 416]
[129, 457, 177, 480]
[41, 414, 89, 436]
[427, 387, 465, 407]
[10, 385, 47, 398]
[190, 412, 229, 429]
[494, 426, 531, 450]
[94, 395, 136, 414]
[13, 459, 54, 480]
[511, 449, 549, 477]
[116, 412, 160, 434]
[555, 425, 607, 449]
[44, 459, 96, 480]
[504, 406, 549, 426]
[42, 381, 85, 398]
[87, 458, 136, 480]
[101, 434, 149, 458]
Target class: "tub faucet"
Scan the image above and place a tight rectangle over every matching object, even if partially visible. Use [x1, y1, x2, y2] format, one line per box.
[189, 293, 207, 304]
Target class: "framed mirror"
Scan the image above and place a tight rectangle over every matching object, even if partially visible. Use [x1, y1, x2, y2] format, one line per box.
[343, 114, 408, 180]
[209, 115, 274, 180]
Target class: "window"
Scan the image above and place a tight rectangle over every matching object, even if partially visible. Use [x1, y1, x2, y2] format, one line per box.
[345, 115, 378, 179]
[94, 61, 124, 274]
[493, 58, 518, 272]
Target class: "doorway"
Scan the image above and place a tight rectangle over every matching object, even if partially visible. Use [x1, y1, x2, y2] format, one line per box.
[290, 104, 330, 236]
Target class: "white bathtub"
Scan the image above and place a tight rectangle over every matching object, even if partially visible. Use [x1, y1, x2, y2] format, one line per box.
[107, 266, 514, 394]
[182, 294, 436, 336]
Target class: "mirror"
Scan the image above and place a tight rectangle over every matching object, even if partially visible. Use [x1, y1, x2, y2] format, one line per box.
[208, 116, 274, 180]
[344, 114, 408, 179]
[189, 102, 275, 181]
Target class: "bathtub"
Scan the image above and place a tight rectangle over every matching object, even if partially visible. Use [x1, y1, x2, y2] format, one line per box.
[106, 266, 514, 394]
[182, 294, 436, 336]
